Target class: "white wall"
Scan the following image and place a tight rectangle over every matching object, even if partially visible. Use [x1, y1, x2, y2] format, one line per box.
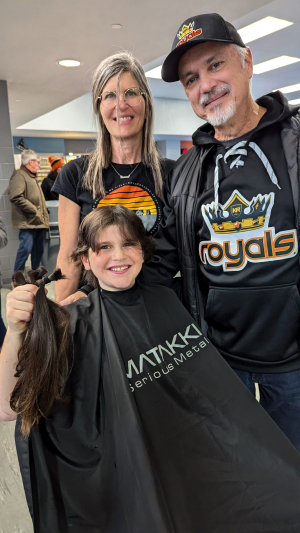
[153, 98, 203, 136]
[17, 94, 204, 138]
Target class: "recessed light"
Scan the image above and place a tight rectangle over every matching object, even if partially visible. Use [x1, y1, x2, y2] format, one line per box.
[253, 56, 300, 75]
[57, 59, 82, 68]
[288, 98, 300, 105]
[238, 16, 293, 44]
[16, 99, 21, 102]
[145, 65, 162, 79]
[273, 82, 300, 94]
[111, 24, 122, 29]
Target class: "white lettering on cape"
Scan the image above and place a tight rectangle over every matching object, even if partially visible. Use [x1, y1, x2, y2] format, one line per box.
[126, 324, 202, 378]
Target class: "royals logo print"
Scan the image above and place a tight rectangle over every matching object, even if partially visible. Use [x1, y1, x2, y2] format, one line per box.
[200, 190, 298, 271]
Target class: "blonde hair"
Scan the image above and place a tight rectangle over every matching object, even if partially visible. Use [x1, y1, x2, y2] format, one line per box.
[84, 51, 162, 199]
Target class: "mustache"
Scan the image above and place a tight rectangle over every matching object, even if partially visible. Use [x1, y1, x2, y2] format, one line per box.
[200, 84, 232, 107]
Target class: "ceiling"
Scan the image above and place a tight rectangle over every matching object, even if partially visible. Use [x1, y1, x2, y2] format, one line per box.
[1, 0, 300, 138]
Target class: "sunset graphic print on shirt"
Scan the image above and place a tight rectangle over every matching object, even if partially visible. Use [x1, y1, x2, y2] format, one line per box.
[93, 183, 160, 234]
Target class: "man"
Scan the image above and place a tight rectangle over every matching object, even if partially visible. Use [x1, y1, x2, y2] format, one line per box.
[143, 13, 300, 450]
[8, 150, 49, 278]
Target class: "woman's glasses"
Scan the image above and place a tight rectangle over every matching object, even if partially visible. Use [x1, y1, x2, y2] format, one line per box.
[98, 87, 144, 109]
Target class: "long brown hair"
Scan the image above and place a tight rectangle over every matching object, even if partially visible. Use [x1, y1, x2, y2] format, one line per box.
[84, 51, 162, 199]
[10, 267, 72, 436]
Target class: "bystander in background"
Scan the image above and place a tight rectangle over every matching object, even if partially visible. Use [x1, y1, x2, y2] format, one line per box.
[8, 150, 49, 280]
[41, 155, 65, 201]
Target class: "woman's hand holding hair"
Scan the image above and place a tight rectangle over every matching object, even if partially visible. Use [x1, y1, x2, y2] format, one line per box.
[59, 291, 88, 306]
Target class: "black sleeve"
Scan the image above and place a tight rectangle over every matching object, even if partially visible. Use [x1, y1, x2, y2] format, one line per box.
[161, 158, 176, 179]
[78, 283, 94, 296]
[51, 158, 83, 204]
[141, 169, 181, 294]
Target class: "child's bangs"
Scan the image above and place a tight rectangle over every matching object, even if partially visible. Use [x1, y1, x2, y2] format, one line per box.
[93, 221, 142, 254]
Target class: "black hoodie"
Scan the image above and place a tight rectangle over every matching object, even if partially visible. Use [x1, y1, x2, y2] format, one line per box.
[193, 92, 300, 372]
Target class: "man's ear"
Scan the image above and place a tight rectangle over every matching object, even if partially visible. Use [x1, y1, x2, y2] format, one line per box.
[245, 47, 253, 79]
[81, 254, 91, 271]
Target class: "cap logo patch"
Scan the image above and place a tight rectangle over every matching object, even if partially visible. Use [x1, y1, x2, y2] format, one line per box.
[176, 22, 202, 47]
[177, 22, 194, 40]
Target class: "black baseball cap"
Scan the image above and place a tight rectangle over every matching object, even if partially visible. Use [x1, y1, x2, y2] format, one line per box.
[162, 13, 246, 82]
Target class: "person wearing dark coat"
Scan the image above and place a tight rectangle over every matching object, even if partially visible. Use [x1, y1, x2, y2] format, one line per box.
[141, 13, 300, 452]
[41, 155, 65, 201]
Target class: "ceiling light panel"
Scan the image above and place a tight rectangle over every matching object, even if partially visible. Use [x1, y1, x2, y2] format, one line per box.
[238, 17, 293, 44]
[145, 65, 162, 79]
[253, 56, 300, 74]
[273, 83, 300, 94]
[289, 98, 300, 105]
[58, 59, 81, 67]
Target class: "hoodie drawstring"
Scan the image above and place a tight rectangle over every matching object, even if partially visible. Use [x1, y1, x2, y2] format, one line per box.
[214, 140, 280, 212]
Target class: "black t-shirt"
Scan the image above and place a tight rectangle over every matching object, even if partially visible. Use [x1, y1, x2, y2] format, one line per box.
[194, 98, 300, 372]
[52, 156, 174, 235]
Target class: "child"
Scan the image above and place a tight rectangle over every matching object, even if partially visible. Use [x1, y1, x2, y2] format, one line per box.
[1, 205, 300, 533]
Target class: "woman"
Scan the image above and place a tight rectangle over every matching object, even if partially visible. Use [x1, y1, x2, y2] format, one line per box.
[53, 51, 174, 303]
[1, 206, 300, 533]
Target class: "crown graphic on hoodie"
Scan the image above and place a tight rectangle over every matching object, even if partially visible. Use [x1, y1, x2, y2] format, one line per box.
[203, 191, 273, 234]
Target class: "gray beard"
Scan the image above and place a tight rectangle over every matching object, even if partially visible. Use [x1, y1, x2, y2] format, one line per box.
[205, 99, 237, 127]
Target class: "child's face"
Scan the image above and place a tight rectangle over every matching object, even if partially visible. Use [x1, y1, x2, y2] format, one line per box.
[81, 225, 144, 292]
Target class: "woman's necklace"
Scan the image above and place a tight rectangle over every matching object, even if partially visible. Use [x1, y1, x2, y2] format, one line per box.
[110, 161, 141, 179]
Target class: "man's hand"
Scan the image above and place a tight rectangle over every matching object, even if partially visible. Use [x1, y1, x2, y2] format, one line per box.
[59, 291, 88, 306]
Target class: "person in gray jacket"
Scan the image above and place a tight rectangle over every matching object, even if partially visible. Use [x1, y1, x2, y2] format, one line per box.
[8, 150, 49, 279]
[142, 13, 300, 451]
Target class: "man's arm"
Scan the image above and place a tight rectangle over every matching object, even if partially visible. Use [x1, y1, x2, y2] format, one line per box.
[8, 173, 39, 215]
[55, 195, 82, 302]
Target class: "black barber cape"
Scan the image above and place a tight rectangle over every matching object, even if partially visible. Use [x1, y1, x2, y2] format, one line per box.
[16, 283, 300, 533]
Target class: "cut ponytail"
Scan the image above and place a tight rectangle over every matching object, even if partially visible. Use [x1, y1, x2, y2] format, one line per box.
[10, 267, 72, 436]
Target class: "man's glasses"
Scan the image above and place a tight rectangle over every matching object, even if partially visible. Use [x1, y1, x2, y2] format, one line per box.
[98, 87, 144, 109]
